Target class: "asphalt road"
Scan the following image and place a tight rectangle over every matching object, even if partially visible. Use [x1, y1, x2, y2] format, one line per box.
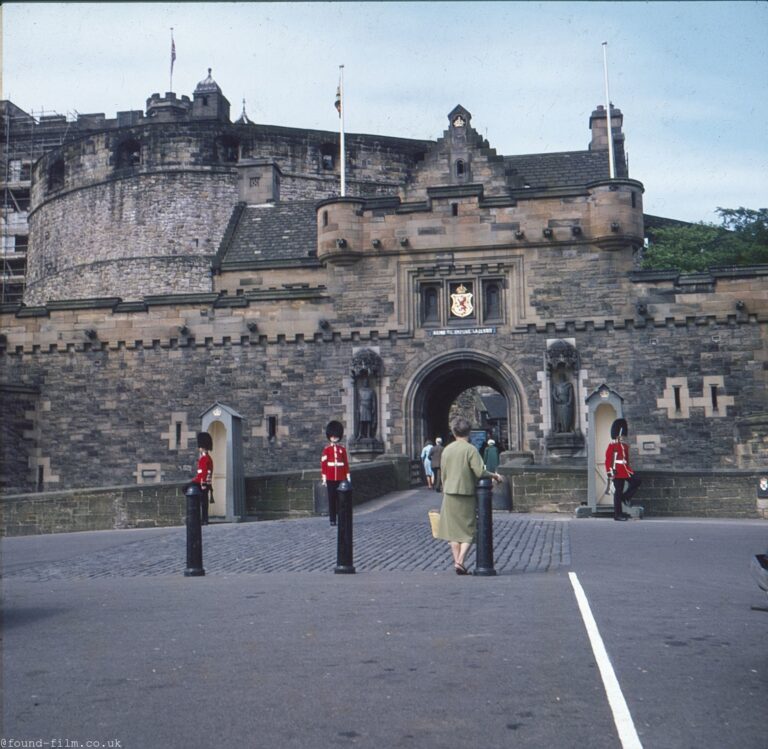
[2, 488, 766, 749]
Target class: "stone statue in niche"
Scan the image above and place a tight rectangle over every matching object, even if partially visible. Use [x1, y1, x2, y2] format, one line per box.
[350, 349, 384, 449]
[545, 340, 584, 459]
[552, 378, 575, 433]
[355, 373, 377, 439]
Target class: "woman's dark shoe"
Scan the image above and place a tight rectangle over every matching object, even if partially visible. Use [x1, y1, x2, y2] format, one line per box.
[455, 564, 469, 575]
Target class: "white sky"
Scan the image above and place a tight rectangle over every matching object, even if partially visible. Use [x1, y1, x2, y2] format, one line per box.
[2, 1, 767, 223]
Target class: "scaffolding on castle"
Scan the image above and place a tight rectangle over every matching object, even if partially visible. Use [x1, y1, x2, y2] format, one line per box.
[1, 104, 72, 304]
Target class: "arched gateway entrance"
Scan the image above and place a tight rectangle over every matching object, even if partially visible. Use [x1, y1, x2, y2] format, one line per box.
[404, 352, 526, 457]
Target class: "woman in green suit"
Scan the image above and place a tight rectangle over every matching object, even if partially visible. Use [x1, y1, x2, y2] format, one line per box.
[436, 417, 502, 575]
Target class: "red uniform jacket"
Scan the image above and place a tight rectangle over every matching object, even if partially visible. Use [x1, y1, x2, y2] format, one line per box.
[605, 441, 633, 479]
[321, 442, 350, 482]
[193, 453, 213, 487]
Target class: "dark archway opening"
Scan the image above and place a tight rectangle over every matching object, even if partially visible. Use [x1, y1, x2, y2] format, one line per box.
[409, 354, 521, 458]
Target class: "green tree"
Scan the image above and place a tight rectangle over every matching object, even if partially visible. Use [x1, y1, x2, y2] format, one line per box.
[642, 207, 768, 272]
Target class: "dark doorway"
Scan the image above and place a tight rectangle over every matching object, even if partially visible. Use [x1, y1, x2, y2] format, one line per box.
[406, 352, 523, 458]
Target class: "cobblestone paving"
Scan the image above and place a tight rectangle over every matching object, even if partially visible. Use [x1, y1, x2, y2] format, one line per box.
[4, 490, 571, 580]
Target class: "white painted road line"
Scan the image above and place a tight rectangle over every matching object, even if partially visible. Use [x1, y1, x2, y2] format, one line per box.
[569, 571, 643, 749]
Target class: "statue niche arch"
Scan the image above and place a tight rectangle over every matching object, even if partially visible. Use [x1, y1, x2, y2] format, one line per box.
[545, 339, 585, 460]
[403, 351, 527, 461]
[349, 348, 384, 461]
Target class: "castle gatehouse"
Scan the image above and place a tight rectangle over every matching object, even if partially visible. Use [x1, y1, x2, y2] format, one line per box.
[1, 71, 766, 515]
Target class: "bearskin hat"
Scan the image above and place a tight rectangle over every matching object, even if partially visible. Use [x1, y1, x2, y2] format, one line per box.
[610, 418, 628, 440]
[197, 431, 213, 451]
[326, 420, 344, 439]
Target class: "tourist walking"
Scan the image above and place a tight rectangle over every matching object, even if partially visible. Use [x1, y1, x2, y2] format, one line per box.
[435, 417, 502, 574]
[420, 439, 435, 489]
[483, 439, 500, 472]
[430, 438, 444, 492]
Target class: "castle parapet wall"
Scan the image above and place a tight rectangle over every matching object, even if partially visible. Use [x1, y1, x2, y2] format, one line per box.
[314, 180, 645, 259]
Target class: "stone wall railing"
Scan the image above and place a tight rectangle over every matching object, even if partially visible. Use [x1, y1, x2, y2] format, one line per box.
[501, 465, 768, 519]
[0, 456, 411, 537]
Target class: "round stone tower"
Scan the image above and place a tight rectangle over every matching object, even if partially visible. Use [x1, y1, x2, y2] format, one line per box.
[25, 71, 240, 304]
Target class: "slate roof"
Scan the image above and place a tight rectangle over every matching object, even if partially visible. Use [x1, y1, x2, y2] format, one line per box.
[219, 201, 317, 268]
[480, 393, 507, 420]
[504, 149, 616, 189]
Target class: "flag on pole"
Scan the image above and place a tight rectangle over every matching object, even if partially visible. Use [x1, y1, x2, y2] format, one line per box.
[169, 28, 177, 93]
[334, 84, 341, 117]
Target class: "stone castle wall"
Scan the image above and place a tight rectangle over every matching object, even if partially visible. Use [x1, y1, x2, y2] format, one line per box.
[26, 122, 428, 303]
[1, 279, 765, 495]
[27, 168, 238, 303]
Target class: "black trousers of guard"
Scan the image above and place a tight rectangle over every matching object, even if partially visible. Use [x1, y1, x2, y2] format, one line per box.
[613, 475, 641, 518]
[326, 480, 341, 524]
[199, 487, 209, 525]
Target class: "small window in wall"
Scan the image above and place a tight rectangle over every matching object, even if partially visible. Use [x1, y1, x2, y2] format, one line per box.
[268, 416, 278, 441]
[323, 210, 329, 227]
[482, 280, 503, 322]
[452, 203, 459, 217]
[673, 385, 682, 413]
[217, 135, 240, 163]
[421, 284, 441, 325]
[48, 159, 65, 192]
[320, 144, 336, 171]
[455, 160, 465, 177]
[710, 384, 719, 412]
[116, 138, 141, 168]
[175, 422, 183, 449]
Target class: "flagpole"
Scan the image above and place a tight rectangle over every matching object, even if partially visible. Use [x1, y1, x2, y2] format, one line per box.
[339, 64, 346, 197]
[601, 41, 616, 179]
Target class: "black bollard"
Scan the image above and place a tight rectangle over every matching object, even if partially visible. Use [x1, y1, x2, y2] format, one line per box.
[184, 484, 205, 577]
[334, 480, 356, 574]
[474, 477, 496, 576]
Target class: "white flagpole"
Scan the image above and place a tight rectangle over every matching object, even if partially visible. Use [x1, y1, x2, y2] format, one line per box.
[602, 41, 616, 179]
[339, 65, 346, 197]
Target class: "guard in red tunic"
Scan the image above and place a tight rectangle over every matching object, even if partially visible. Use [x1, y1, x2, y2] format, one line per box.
[605, 418, 641, 521]
[193, 432, 214, 525]
[321, 420, 350, 526]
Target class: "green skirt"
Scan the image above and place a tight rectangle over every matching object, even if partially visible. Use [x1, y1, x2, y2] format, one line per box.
[436, 493, 477, 543]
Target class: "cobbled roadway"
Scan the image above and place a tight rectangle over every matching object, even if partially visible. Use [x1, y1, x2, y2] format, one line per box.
[5, 489, 571, 580]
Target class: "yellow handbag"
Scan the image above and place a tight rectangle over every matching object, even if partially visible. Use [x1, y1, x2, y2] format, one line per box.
[428, 509, 440, 538]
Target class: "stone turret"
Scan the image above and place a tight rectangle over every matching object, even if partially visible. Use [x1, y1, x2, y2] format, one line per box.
[145, 92, 192, 121]
[192, 68, 231, 122]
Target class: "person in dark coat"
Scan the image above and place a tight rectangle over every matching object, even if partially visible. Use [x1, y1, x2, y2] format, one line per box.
[605, 418, 641, 521]
[483, 439, 500, 472]
[430, 438, 444, 492]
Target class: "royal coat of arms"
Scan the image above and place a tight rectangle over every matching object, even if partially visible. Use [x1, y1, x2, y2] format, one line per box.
[450, 284, 474, 318]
